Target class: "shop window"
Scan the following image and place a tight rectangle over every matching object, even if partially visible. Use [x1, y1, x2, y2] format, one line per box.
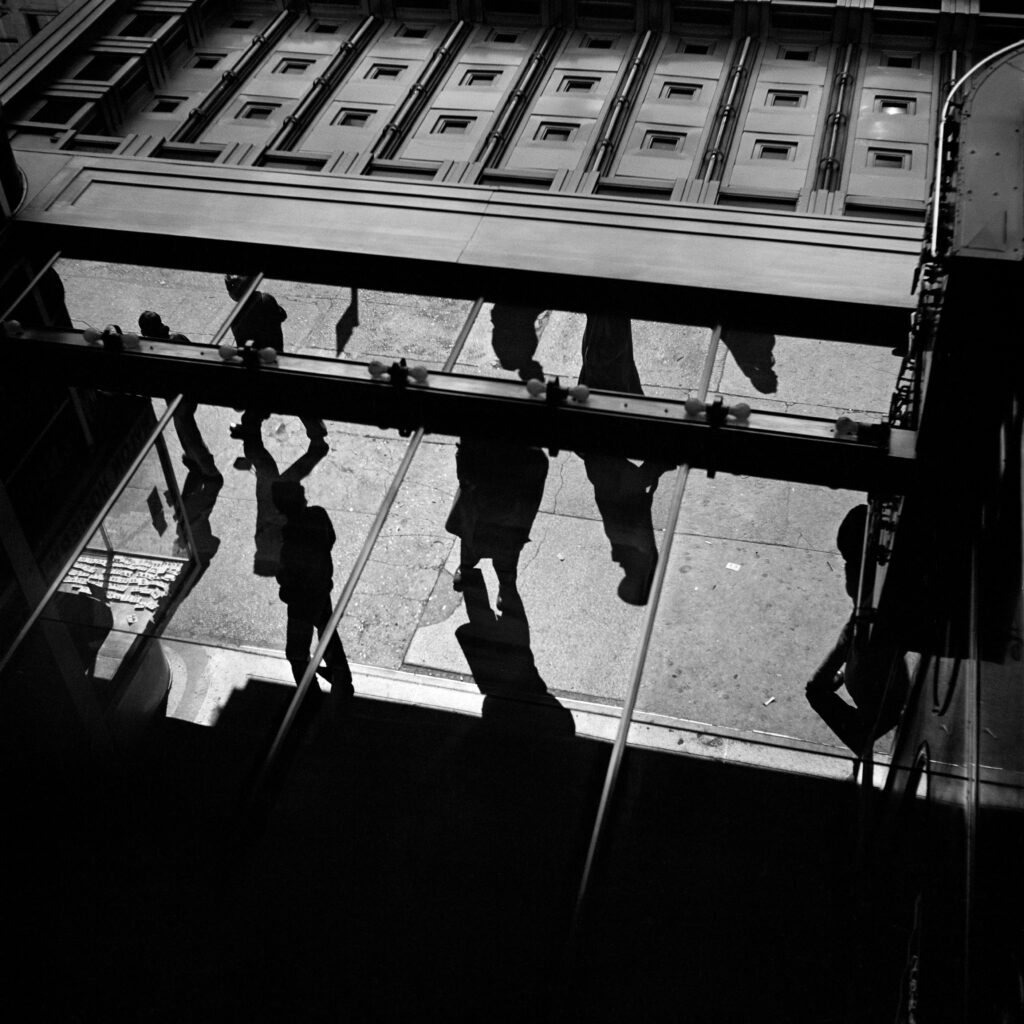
[560, 76, 598, 94]
[275, 58, 315, 75]
[334, 109, 374, 127]
[74, 55, 128, 81]
[643, 131, 684, 153]
[367, 64, 406, 80]
[662, 82, 701, 101]
[189, 52, 224, 70]
[874, 95, 917, 115]
[768, 90, 807, 108]
[149, 96, 185, 114]
[238, 102, 279, 121]
[462, 69, 502, 86]
[779, 47, 815, 62]
[397, 25, 429, 38]
[536, 122, 578, 143]
[754, 139, 796, 161]
[869, 148, 910, 170]
[434, 116, 475, 135]
[883, 52, 919, 69]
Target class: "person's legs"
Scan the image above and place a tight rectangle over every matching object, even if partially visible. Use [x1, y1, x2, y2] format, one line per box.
[173, 397, 218, 476]
[453, 538, 481, 591]
[233, 406, 269, 439]
[284, 609, 316, 686]
[299, 415, 328, 441]
[310, 595, 353, 698]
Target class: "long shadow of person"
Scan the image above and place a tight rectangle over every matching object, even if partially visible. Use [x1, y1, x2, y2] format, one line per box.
[171, 467, 224, 565]
[243, 434, 329, 578]
[578, 313, 672, 604]
[446, 436, 548, 610]
[271, 479, 353, 700]
[490, 304, 546, 382]
[720, 328, 778, 395]
[455, 570, 574, 736]
[805, 504, 910, 754]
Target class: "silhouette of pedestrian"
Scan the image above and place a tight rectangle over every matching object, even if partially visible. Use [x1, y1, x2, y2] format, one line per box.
[139, 310, 220, 479]
[490, 304, 545, 382]
[446, 437, 548, 609]
[243, 434, 329, 577]
[805, 505, 909, 753]
[271, 480, 353, 699]
[578, 312, 671, 603]
[223, 274, 328, 445]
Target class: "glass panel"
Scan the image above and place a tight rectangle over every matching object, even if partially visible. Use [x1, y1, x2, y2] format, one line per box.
[257, 277, 476, 370]
[456, 304, 713, 399]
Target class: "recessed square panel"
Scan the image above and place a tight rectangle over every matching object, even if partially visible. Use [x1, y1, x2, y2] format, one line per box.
[433, 115, 475, 135]
[149, 96, 185, 113]
[778, 47, 815, 62]
[237, 102, 279, 121]
[681, 41, 713, 55]
[367, 64, 406, 80]
[397, 25, 429, 39]
[491, 31, 519, 44]
[767, 90, 807, 108]
[536, 122, 578, 143]
[74, 54, 129, 81]
[334, 108, 374, 127]
[462, 69, 502, 87]
[869, 148, 910, 170]
[661, 82, 701, 101]
[754, 139, 796, 161]
[311, 21, 339, 34]
[874, 95, 917, 115]
[560, 76, 598, 94]
[643, 131, 684, 153]
[189, 52, 224, 70]
[882, 52, 919, 69]
[275, 58, 315, 75]
[583, 36, 614, 49]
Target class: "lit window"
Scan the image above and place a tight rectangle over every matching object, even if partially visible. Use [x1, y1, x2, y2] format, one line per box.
[869, 148, 910, 170]
[768, 90, 807, 108]
[662, 82, 701, 101]
[462, 70, 501, 86]
[643, 131, 684, 153]
[434, 116, 474, 135]
[560, 77, 598, 94]
[237, 102, 279, 121]
[189, 53, 224, 70]
[754, 140, 796, 161]
[367, 64, 405, 80]
[874, 95, 916, 115]
[536, 122, 578, 143]
[275, 58, 314, 75]
[334, 109, 373, 127]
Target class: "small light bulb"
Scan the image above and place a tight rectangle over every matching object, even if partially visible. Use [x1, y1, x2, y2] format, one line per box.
[258, 346, 278, 365]
[836, 416, 857, 436]
[4, 320, 23, 338]
[409, 365, 429, 383]
[82, 327, 101, 344]
[526, 378, 546, 397]
[368, 360, 387, 378]
[684, 396, 705, 416]
[730, 402, 751, 422]
[122, 332, 141, 350]
[218, 344, 238, 362]
[569, 385, 590, 403]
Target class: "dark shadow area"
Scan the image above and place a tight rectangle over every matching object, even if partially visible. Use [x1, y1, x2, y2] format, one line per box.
[334, 289, 359, 355]
[721, 327, 778, 394]
[1, 673, 875, 1023]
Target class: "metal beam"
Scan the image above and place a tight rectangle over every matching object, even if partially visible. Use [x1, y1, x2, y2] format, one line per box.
[8, 328, 916, 493]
